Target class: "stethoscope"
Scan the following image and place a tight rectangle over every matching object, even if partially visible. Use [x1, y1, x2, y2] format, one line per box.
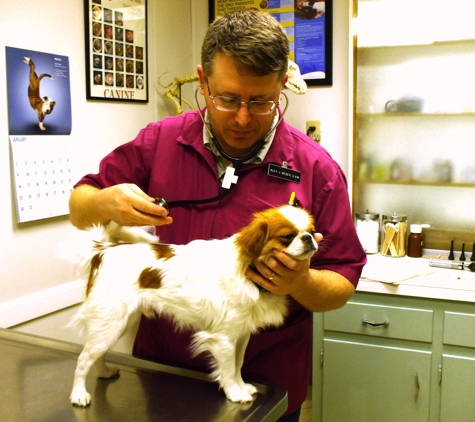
[155, 85, 289, 214]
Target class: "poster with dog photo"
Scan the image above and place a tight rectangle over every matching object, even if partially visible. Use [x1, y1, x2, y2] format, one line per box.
[85, 0, 148, 102]
[5, 47, 72, 136]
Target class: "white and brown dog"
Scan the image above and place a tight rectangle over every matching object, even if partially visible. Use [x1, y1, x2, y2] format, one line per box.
[24, 56, 56, 130]
[69, 205, 318, 407]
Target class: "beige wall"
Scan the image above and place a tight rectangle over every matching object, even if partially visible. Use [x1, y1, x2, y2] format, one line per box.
[0, 0, 198, 326]
[4, 0, 353, 342]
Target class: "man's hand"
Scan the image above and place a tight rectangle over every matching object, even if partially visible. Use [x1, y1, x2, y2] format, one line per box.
[244, 233, 323, 296]
[245, 249, 313, 296]
[244, 233, 355, 312]
[69, 184, 173, 229]
[97, 184, 172, 226]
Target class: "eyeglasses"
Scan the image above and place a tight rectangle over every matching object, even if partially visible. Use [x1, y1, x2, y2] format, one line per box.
[206, 82, 280, 115]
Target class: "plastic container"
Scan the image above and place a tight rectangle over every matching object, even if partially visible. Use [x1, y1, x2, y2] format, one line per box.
[381, 212, 407, 257]
[355, 210, 380, 254]
[407, 224, 430, 258]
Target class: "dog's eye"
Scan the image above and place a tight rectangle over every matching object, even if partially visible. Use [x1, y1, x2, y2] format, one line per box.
[280, 234, 295, 245]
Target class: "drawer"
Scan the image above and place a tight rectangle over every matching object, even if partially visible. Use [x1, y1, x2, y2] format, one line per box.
[324, 302, 433, 343]
[443, 311, 475, 348]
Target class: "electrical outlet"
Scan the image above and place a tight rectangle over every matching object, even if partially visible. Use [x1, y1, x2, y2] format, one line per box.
[306, 120, 321, 142]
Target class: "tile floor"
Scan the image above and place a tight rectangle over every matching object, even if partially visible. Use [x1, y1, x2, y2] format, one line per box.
[299, 387, 312, 421]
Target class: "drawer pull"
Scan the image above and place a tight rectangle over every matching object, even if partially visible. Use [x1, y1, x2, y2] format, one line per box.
[414, 373, 420, 402]
[362, 318, 389, 327]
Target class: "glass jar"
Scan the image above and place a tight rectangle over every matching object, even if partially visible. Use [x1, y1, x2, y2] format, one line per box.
[355, 210, 380, 254]
[381, 212, 408, 257]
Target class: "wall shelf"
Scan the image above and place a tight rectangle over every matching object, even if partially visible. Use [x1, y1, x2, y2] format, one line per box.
[352, 0, 475, 250]
[358, 38, 475, 49]
[357, 112, 475, 118]
[355, 180, 475, 188]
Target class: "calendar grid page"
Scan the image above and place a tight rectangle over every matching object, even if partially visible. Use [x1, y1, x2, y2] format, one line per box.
[10, 136, 74, 223]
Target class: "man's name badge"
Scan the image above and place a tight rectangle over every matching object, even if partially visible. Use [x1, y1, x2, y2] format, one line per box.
[268, 163, 301, 184]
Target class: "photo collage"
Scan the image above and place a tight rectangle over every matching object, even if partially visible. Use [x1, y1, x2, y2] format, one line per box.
[89, 0, 146, 95]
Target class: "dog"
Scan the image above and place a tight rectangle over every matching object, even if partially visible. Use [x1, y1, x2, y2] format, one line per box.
[24, 56, 56, 130]
[69, 205, 318, 407]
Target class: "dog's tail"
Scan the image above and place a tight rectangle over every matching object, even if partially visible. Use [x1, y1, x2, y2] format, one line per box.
[100, 222, 159, 244]
[84, 220, 158, 257]
[76, 221, 159, 249]
[63, 223, 158, 285]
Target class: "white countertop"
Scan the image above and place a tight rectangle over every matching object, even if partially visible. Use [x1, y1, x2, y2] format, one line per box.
[356, 252, 475, 303]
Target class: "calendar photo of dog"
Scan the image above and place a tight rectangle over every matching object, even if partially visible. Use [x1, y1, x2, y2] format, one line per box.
[5, 47, 72, 136]
[69, 205, 318, 407]
[24, 56, 56, 131]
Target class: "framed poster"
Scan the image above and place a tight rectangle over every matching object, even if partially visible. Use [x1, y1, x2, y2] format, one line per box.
[209, 0, 332, 86]
[84, 0, 148, 102]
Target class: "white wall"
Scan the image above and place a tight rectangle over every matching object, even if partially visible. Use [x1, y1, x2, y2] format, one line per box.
[286, 0, 353, 174]
[0, 0, 194, 326]
[5, 0, 353, 339]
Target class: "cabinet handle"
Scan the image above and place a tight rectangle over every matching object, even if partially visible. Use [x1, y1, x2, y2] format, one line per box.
[414, 373, 420, 402]
[362, 318, 389, 327]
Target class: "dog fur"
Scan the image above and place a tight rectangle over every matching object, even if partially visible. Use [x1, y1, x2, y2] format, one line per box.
[24, 56, 56, 130]
[69, 205, 317, 407]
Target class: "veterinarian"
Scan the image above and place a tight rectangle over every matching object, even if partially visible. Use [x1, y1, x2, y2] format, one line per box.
[69, 10, 366, 421]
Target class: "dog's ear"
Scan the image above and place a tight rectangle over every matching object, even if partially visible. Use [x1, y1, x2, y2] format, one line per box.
[235, 214, 268, 259]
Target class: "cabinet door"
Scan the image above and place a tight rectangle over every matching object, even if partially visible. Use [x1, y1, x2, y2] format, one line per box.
[440, 354, 475, 422]
[322, 339, 431, 422]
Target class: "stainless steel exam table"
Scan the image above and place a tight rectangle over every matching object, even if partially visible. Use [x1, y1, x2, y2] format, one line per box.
[0, 328, 287, 421]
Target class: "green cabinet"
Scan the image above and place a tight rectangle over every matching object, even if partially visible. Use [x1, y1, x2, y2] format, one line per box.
[440, 311, 475, 421]
[322, 340, 431, 422]
[312, 292, 475, 421]
[440, 355, 475, 422]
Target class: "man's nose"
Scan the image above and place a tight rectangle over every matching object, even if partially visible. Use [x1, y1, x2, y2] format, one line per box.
[234, 103, 252, 126]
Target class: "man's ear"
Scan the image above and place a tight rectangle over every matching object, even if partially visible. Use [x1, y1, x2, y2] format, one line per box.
[282, 73, 289, 88]
[196, 65, 206, 94]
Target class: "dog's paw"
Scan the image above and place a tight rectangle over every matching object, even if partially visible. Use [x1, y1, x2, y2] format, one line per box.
[70, 388, 92, 407]
[97, 365, 120, 379]
[224, 384, 256, 403]
[243, 382, 258, 396]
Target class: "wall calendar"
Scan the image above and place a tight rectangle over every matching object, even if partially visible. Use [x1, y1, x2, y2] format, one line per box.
[5, 47, 74, 223]
[10, 136, 74, 223]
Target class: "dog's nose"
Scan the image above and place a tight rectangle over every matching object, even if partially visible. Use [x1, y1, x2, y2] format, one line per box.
[302, 234, 314, 245]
